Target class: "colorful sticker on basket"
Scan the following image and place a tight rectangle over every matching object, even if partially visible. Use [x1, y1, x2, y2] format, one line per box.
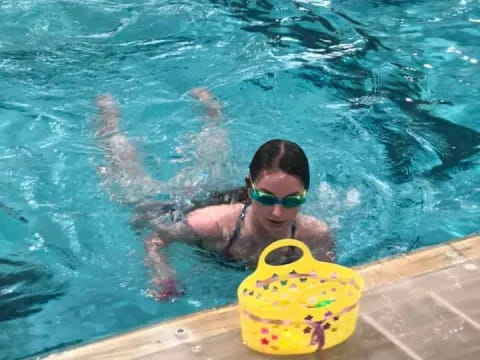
[243, 302, 358, 350]
[308, 299, 336, 308]
[255, 271, 318, 288]
[349, 278, 361, 290]
[255, 273, 279, 288]
[253, 271, 360, 295]
[289, 270, 317, 279]
[311, 321, 325, 348]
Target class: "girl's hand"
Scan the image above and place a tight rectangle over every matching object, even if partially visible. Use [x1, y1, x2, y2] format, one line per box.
[148, 277, 185, 301]
[144, 233, 185, 301]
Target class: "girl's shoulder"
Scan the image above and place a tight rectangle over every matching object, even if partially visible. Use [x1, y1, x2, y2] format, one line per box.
[296, 214, 335, 262]
[186, 203, 245, 239]
[295, 214, 329, 240]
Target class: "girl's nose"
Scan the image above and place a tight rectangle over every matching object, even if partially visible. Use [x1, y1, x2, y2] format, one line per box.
[271, 204, 284, 217]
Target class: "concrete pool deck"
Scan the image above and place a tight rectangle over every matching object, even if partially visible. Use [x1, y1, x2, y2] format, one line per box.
[45, 234, 480, 360]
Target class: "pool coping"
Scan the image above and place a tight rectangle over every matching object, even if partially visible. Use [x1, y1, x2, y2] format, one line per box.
[44, 233, 480, 359]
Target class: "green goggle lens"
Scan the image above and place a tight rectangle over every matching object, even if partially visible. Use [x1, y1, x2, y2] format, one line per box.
[250, 189, 306, 208]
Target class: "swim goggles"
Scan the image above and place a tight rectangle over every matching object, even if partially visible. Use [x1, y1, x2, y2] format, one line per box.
[250, 183, 307, 208]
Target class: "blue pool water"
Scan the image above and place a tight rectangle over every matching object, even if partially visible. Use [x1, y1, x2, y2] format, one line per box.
[1, 0, 479, 358]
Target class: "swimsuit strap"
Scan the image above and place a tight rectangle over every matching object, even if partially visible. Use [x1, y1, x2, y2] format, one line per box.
[223, 203, 250, 258]
[223, 203, 297, 259]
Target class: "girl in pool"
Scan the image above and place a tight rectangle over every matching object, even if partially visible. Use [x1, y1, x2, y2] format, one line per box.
[95, 89, 334, 300]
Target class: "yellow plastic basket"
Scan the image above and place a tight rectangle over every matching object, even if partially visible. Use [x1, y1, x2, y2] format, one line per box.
[237, 239, 364, 355]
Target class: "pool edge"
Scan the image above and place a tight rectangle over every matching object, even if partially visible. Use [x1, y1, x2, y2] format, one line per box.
[43, 233, 480, 359]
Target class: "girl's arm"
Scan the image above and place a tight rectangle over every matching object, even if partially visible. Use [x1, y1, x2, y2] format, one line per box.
[301, 217, 336, 262]
[142, 211, 222, 301]
[144, 233, 180, 300]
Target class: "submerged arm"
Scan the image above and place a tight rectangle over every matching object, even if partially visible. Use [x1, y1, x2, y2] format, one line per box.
[315, 229, 336, 262]
[144, 233, 179, 300]
[143, 216, 220, 301]
[303, 218, 336, 262]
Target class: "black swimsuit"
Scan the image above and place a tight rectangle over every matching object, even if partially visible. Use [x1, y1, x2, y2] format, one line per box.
[222, 203, 297, 259]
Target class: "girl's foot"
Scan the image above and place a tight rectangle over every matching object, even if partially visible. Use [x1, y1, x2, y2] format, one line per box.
[189, 87, 222, 120]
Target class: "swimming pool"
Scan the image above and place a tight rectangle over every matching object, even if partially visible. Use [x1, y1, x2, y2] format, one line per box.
[0, 0, 479, 358]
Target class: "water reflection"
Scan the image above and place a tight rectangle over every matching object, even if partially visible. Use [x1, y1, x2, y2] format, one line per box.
[211, 0, 480, 183]
[0, 258, 65, 323]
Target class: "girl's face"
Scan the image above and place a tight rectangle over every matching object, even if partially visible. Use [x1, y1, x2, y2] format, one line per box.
[248, 169, 305, 233]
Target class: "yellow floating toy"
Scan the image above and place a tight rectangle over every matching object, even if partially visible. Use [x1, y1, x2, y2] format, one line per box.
[237, 239, 364, 355]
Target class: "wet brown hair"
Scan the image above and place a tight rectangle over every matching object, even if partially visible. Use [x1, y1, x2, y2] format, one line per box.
[249, 139, 310, 190]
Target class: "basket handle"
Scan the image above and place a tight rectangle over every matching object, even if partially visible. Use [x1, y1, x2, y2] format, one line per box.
[256, 238, 316, 272]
